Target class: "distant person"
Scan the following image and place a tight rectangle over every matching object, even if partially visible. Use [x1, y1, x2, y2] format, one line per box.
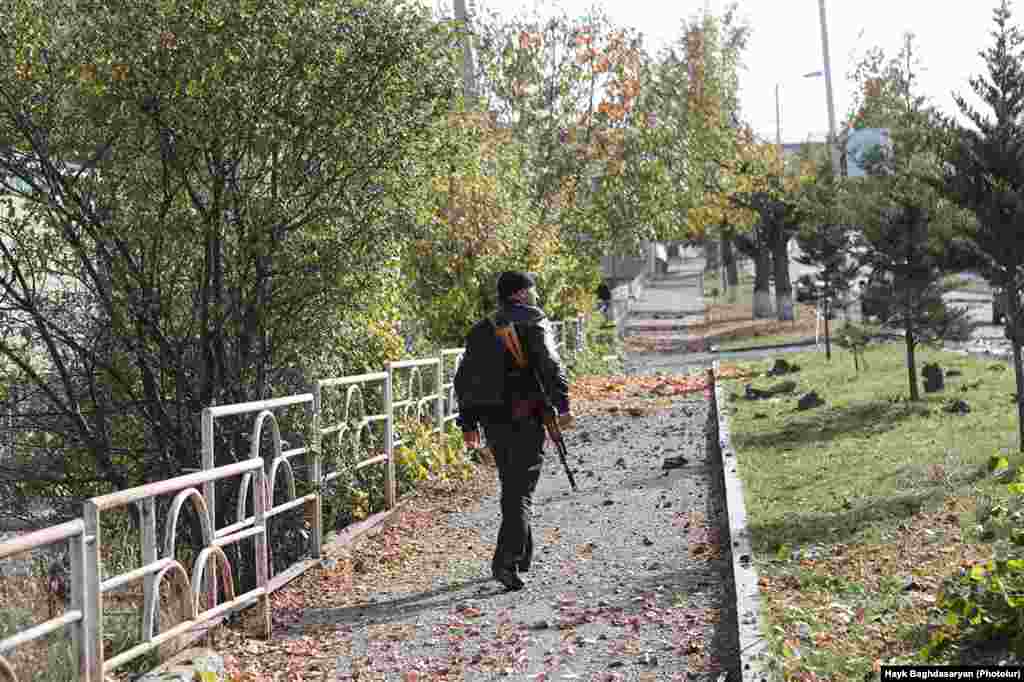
[596, 280, 612, 318]
[454, 271, 574, 591]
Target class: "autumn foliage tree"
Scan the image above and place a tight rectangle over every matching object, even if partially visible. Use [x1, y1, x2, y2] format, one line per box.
[649, 6, 749, 287]
[472, 9, 658, 253]
[399, 6, 667, 342]
[725, 132, 815, 320]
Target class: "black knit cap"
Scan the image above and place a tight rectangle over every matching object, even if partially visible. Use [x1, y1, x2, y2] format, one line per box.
[497, 270, 536, 301]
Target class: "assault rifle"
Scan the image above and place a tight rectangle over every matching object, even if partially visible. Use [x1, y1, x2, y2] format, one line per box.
[493, 320, 578, 492]
[533, 368, 578, 491]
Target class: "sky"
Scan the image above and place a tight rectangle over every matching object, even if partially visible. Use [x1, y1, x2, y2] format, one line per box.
[468, 0, 1008, 143]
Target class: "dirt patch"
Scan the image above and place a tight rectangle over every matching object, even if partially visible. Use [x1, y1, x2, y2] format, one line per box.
[701, 303, 817, 342]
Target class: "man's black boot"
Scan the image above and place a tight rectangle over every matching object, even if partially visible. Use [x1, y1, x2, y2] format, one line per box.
[492, 565, 525, 591]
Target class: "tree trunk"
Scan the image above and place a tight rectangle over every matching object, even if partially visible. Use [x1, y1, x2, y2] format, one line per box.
[753, 249, 773, 319]
[904, 271, 919, 401]
[824, 297, 832, 361]
[704, 240, 719, 270]
[772, 237, 794, 321]
[905, 324, 920, 401]
[1009, 289, 1024, 452]
[721, 235, 739, 303]
[721, 234, 739, 286]
[1013, 338, 1024, 453]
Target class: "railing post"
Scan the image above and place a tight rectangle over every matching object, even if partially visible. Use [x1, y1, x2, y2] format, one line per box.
[308, 385, 323, 559]
[199, 408, 217, 615]
[71, 522, 93, 681]
[435, 357, 444, 435]
[83, 501, 103, 682]
[253, 464, 271, 639]
[578, 313, 586, 352]
[384, 363, 396, 510]
[140, 498, 157, 645]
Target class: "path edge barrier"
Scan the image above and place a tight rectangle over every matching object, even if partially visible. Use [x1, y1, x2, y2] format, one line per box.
[709, 362, 772, 682]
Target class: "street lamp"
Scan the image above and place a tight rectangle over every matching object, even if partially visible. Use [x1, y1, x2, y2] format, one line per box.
[775, 71, 825, 149]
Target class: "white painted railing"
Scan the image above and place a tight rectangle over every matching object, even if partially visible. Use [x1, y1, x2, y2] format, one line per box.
[0, 315, 587, 681]
[0, 521, 90, 681]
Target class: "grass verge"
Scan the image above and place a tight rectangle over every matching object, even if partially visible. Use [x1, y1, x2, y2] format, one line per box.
[722, 343, 1021, 680]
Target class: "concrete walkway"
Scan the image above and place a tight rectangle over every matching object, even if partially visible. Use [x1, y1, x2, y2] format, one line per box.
[200, 262, 743, 682]
[622, 259, 711, 374]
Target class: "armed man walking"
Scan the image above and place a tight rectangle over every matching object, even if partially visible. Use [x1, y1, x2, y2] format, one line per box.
[454, 271, 575, 591]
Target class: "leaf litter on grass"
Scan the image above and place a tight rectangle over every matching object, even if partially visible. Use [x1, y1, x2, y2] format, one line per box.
[624, 302, 819, 354]
[757, 497, 990, 682]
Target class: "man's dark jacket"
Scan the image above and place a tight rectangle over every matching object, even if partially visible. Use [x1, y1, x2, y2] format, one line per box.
[454, 303, 570, 432]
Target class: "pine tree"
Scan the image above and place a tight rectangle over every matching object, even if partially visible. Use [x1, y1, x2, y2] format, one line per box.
[840, 32, 967, 400]
[857, 197, 968, 400]
[795, 172, 861, 360]
[939, 0, 1024, 449]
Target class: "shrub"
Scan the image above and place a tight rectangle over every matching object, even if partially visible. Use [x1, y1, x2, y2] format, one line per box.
[567, 316, 621, 379]
[394, 420, 475, 497]
[929, 455, 1024, 659]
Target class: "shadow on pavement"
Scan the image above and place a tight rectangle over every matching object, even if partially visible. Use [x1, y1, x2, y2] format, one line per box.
[301, 577, 494, 628]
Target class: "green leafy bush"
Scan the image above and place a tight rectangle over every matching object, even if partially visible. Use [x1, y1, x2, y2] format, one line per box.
[930, 557, 1024, 659]
[930, 456, 1024, 659]
[394, 420, 475, 497]
[567, 316, 621, 378]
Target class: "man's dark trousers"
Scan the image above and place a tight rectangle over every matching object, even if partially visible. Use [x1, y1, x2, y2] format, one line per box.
[482, 415, 546, 574]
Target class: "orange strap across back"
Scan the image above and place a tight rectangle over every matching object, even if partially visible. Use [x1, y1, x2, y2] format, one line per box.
[493, 319, 528, 369]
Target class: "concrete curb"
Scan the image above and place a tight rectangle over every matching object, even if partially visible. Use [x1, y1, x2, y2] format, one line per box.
[711, 362, 772, 682]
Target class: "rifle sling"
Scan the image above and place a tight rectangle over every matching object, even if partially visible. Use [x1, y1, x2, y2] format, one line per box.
[491, 317, 529, 369]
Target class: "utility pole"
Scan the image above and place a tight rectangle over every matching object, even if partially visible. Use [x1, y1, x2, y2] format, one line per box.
[453, 0, 476, 106]
[817, 0, 841, 177]
[775, 83, 782, 148]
